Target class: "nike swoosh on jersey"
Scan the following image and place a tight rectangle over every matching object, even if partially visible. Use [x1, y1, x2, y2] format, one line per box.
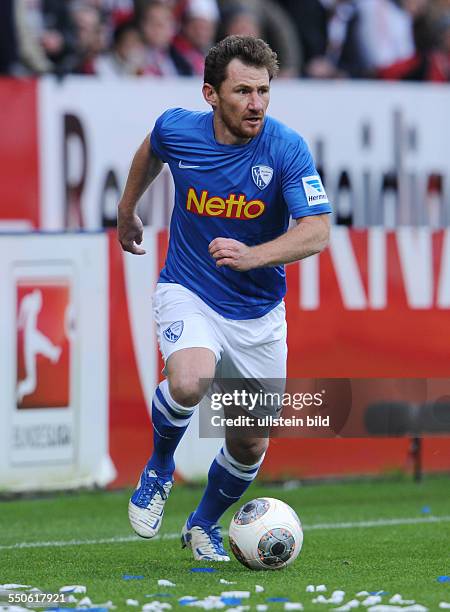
[179, 160, 201, 169]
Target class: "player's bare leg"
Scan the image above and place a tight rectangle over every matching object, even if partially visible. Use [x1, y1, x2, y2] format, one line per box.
[129, 348, 215, 538]
[166, 348, 215, 406]
[225, 436, 269, 467]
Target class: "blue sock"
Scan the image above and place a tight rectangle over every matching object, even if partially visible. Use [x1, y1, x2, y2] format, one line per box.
[190, 445, 265, 529]
[146, 380, 194, 479]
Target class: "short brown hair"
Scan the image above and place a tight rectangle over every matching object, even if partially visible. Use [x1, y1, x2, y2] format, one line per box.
[204, 35, 279, 90]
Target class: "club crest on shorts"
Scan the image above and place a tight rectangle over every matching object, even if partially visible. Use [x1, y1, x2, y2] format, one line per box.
[252, 165, 273, 190]
[163, 320, 184, 343]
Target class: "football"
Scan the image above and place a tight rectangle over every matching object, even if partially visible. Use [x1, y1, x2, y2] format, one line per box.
[228, 497, 303, 570]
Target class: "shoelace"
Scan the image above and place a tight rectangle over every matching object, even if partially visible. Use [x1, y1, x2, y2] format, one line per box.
[140, 476, 169, 507]
[206, 525, 227, 555]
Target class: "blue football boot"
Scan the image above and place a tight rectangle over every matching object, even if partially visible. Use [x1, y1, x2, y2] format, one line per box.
[181, 512, 230, 561]
[128, 466, 173, 538]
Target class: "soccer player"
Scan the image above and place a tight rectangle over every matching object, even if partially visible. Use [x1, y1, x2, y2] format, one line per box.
[117, 35, 331, 561]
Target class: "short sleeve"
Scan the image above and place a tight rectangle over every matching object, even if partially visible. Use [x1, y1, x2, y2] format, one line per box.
[150, 109, 173, 163]
[282, 137, 332, 219]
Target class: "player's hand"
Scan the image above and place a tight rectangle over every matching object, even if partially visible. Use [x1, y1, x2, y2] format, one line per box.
[209, 238, 257, 272]
[117, 210, 146, 255]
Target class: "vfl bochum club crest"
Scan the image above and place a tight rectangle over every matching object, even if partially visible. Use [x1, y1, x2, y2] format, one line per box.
[252, 165, 273, 190]
[163, 320, 184, 343]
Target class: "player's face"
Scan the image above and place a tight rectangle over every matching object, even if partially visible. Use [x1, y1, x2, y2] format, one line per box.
[205, 58, 270, 145]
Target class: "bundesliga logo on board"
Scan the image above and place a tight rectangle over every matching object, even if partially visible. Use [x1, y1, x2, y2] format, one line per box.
[16, 281, 72, 409]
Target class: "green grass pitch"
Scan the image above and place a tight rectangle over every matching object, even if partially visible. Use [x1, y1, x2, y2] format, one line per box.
[1, 476, 449, 611]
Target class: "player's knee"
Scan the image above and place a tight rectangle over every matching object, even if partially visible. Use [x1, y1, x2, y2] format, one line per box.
[169, 376, 206, 407]
[227, 438, 269, 466]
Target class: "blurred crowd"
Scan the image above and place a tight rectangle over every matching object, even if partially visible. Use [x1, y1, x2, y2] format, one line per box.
[1, 0, 450, 81]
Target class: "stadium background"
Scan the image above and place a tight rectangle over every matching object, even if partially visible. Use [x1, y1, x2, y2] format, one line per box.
[1, 0, 450, 494]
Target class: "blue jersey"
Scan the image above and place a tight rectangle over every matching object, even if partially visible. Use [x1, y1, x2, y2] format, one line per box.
[150, 107, 331, 320]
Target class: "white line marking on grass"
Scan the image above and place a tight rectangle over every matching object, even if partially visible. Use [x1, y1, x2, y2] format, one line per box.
[1, 516, 449, 551]
[303, 515, 450, 530]
[0, 532, 179, 550]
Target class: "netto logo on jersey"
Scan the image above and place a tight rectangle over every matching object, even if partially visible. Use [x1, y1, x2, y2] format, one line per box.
[186, 188, 266, 220]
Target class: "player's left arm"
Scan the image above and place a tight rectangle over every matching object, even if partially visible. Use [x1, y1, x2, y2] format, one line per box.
[209, 214, 330, 271]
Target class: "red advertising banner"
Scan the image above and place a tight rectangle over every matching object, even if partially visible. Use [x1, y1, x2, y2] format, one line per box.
[262, 228, 450, 478]
[108, 234, 154, 487]
[0, 79, 40, 229]
[286, 229, 449, 378]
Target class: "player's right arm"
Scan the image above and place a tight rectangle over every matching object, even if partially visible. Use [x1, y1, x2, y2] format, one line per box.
[117, 134, 164, 255]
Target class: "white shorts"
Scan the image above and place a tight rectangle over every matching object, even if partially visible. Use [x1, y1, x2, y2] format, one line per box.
[153, 283, 287, 379]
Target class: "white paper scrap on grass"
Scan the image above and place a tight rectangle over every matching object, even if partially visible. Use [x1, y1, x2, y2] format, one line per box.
[341, 599, 360, 609]
[356, 592, 370, 597]
[157, 579, 176, 587]
[389, 595, 415, 605]
[362, 596, 382, 606]
[306, 585, 315, 593]
[316, 585, 327, 592]
[126, 599, 139, 606]
[366, 607, 404, 612]
[284, 603, 304, 610]
[78, 596, 93, 606]
[0, 585, 31, 589]
[220, 591, 250, 599]
[367, 606, 428, 612]
[313, 593, 346, 606]
[334, 602, 360, 612]
[439, 604, 450, 609]
[186, 597, 225, 609]
[142, 603, 172, 611]
[219, 579, 236, 585]
[330, 591, 346, 604]
[255, 585, 264, 593]
[256, 606, 268, 612]
[179, 596, 197, 603]
[59, 585, 87, 594]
